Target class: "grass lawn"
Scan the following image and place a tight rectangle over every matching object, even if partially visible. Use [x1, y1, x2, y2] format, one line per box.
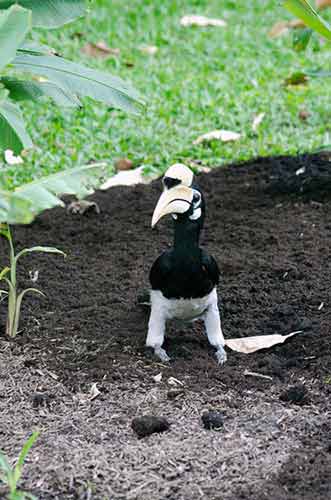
[2, 0, 331, 188]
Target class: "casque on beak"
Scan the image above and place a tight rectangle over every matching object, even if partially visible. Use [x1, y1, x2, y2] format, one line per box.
[163, 163, 193, 188]
[151, 185, 193, 228]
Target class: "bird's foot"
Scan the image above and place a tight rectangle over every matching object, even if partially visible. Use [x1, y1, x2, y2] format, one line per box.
[215, 346, 227, 365]
[154, 346, 171, 363]
[67, 200, 100, 215]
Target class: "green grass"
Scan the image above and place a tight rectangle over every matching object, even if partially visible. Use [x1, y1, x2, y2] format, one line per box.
[3, 0, 331, 188]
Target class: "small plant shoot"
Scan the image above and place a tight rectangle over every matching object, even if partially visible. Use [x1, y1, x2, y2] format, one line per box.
[0, 431, 39, 499]
[0, 223, 65, 337]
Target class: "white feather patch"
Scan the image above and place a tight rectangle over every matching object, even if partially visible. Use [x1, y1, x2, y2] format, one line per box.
[189, 207, 201, 220]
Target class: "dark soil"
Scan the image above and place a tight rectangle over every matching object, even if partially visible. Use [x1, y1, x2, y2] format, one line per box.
[1, 153, 331, 499]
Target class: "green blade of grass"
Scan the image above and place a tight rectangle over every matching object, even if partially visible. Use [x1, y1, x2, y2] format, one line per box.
[13, 431, 39, 485]
[284, 0, 331, 41]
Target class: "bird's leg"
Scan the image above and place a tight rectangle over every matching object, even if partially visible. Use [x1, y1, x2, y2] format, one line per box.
[204, 299, 227, 365]
[146, 302, 170, 362]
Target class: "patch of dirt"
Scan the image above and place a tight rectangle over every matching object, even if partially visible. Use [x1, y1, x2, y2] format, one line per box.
[0, 153, 331, 499]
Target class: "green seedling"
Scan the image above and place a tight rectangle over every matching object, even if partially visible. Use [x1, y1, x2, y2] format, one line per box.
[0, 223, 65, 337]
[0, 431, 39, 500]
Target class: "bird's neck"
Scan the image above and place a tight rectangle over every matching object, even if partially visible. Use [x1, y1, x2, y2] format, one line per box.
[173, 219, 201, 255]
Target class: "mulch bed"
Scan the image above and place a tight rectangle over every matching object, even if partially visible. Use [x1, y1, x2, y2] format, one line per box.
[0, 153, 330, 499]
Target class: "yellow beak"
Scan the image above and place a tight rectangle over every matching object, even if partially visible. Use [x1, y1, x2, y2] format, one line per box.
[151, 185, 193, 228]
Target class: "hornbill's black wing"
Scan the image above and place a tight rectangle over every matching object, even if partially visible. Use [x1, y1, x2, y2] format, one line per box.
[149, 251, 173, 291]
[200, 250, 220, 288]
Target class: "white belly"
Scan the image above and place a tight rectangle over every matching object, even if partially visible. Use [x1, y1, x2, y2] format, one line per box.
[150, 288, 217, 322]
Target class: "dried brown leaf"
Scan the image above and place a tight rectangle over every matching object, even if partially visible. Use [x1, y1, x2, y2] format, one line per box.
[269, 21, 291, 38]
[316, 0, 331, 10]
[114, 158, 134, 171]
[225, 331, 302, 354]
[252, 113, 265, 132]
[101, 167, 159, 190]
[153, 373, 162, 383]
[4, 149, 23, 165]
[299, 109, 310, 121]
[180, 15, 227, 27]
[139, 46, 158, 55]
[82, 41, 120, 59]
[186, 159, 211, 173]
[90, 383, 101, 401]
[193, 129, 241, 145]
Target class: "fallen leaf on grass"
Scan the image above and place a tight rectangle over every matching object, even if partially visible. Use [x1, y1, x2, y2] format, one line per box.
[269, 21, 291, 38]
[187, 159, 211, 173]
[180, 15, 227, 27]
[299, 109, 310, 121]
[269, 0, 331, 39]
[269, 19, 306, 38]
[101, 166, 159, 190]
[225, 330, 302, 354]
[139, 45, 158, 55]
[316, 0, 331, 9]
[193, 129, 241, 145]
[82, 41, 120, 58]
[114, 158, 134, 171]
[252, 113, 265, 132]
[4, 149, 23, 165]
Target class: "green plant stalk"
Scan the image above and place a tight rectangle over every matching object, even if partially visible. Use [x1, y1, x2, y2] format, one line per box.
[0, 223, 65, 338]
[5, 224, 17, 338]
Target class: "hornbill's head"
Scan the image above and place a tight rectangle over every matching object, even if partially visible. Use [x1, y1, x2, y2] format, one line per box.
[152, 164, 204, 228]
[162, 163, 193, 190]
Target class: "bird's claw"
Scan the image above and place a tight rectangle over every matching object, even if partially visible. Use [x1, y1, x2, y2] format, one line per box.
[215, 346, 227, 365]
[154, 347, 171, 363]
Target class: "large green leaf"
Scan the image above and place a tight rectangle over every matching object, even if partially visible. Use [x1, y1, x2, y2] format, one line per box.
[0, 97, 33, 153]
[0, 190, 32, 224]
[18, 41, 56, 56]
[0, 162, 107, 224]
[1, 76, 81, 107]
[0, 0, 86, 28]
[284, 0, 331, 41]
[0, 5, 31, 70]
[12, 53, 144, 113]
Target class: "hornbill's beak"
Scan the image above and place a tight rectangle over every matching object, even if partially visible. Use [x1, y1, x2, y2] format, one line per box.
[151, 185, 193, 228]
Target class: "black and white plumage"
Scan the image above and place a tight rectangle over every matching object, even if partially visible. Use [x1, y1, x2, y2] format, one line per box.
[146, 164, 227, 364]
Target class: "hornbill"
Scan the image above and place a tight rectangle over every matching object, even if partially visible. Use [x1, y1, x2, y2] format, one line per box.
[146, 164, 227, 365]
